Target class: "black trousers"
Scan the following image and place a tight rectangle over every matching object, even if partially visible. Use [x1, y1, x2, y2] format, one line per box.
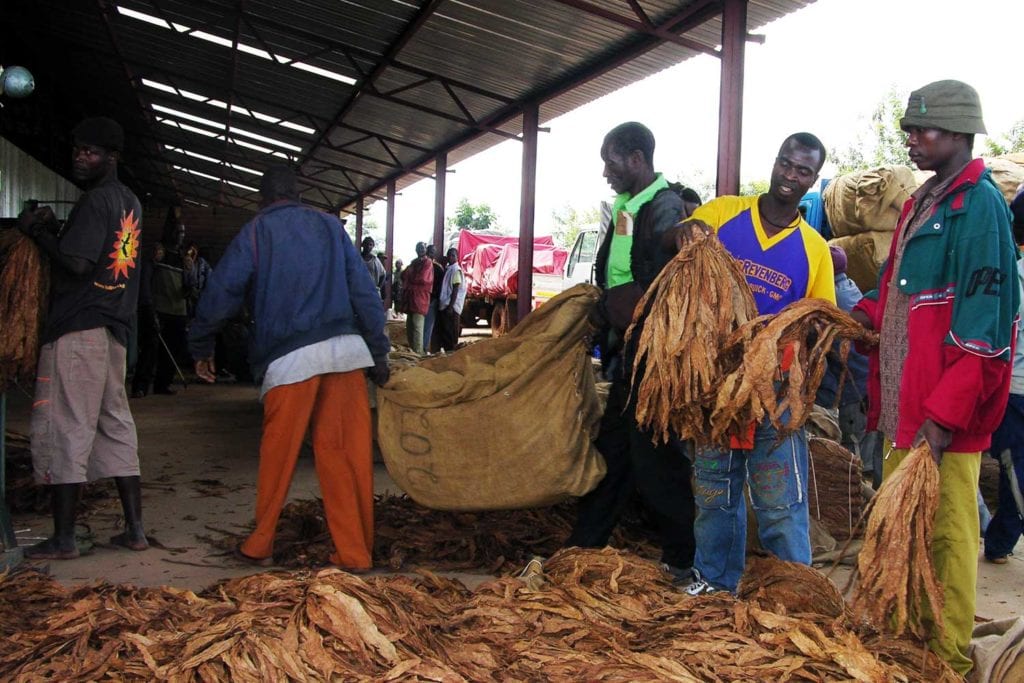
[566, 368, 696, 569]
[131, 307, 159, 394]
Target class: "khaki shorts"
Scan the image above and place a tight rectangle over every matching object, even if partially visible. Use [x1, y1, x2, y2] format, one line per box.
[31, 327, 140, 484]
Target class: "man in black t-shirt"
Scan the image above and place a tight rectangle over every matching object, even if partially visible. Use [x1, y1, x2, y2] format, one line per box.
[18, 117, 149, 560]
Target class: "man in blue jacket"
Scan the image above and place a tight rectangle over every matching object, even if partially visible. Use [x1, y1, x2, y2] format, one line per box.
[189, 165, 390, 571]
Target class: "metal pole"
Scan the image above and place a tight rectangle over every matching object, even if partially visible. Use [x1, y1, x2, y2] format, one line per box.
[516, 103, 539, 324]
[716, 0, 746, 197]
[433, 152, 447, 251]
[355, 201, 364, 245]
[385, 180, 396, 270]
[1, 392, 24, 565]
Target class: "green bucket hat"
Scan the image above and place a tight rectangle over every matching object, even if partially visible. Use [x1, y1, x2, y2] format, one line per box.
[899, 80, 987, 135]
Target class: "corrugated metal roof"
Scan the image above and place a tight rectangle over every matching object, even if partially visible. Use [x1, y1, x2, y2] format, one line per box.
[1, 0, 815, 213]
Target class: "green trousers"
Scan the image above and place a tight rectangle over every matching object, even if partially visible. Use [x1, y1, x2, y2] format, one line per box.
[884, 443, 980, 676]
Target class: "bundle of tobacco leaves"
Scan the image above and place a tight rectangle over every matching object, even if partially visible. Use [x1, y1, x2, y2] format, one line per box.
[711, 297, 878, 447]
[851, 443, 943, 639]
[627, 231, 757, 445]
[0, 230, 48, 391]
[0, 549, 960, 682]
[207, 494, 660, 573]
[738, 554, 847, 618]
[807, 437, 864, 541]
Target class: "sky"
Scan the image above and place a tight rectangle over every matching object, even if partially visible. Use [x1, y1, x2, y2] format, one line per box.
[359, 0, 1024, 263]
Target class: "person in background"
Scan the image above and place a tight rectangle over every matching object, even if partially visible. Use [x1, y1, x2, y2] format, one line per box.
[984, 185, 1024, 566]
[674, 132, 835, 597]
[377, 252, 392, 309]
[148, 218, 190, 394]
[184, 241, 212, 318]
[131, 243, 162, 398]
[188, 165, 390, 571]
[423, 244, 446, 353]
[437, 247, 466, 351]
[814, 245, 869, 459]
[392, 258, 404, 315]
[17, 116, 148, 559]
[360, 236, 385, 300]
[401, 242, 433, 354]
[564, 121, 695, 584]
[851, 80, 1018, 674]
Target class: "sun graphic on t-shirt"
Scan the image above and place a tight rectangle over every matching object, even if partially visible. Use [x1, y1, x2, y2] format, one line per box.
[107, 209, 140, 281]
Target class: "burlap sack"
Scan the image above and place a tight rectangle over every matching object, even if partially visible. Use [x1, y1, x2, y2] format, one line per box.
[824, 166, 918, 237]
[986, 156, 1024, 203]
[827, 231, 893, 293]
[376, 284, 606, 510]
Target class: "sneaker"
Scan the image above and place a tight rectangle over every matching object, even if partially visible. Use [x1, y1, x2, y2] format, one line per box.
[682, 570, 721, 596]
[660, 562, 696, 585]
[517, 556, 545, 579]
[517, 556, 546, 590]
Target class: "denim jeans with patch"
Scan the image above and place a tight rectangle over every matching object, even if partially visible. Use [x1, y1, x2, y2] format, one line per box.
[692, 418, 810, 592]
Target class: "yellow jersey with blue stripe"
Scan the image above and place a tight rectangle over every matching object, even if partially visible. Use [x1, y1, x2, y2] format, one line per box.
[689, 195, 835, 314]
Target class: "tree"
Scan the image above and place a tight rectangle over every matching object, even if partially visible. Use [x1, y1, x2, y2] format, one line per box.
[739, 179, 769, 197]
[446, 198, 501, 233]
[344, 216, 382, 246]
[672, 172, 715, 205]
[550, 204, 601, 248]
[830, 86, 912, 174]
[984, 120, 1024, 156]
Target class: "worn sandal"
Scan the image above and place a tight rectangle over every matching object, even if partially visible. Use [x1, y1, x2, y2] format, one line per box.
[233, 544, 274, 567]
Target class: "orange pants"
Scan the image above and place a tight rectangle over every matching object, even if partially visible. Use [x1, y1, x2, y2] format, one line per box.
[240, 371, 374, 569]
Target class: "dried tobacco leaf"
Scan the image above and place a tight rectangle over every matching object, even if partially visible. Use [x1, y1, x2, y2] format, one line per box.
[626, 232, 757, 445]
[0, 231, 49, 391]
[0, 548, 960, 682]
[711, 298, 878, 447]
[851, 443, 944, 639]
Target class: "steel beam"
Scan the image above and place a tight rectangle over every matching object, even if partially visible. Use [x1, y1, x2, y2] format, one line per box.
[301, 0, 447, 168]
[716, 0, 746, 196]
[551, 0, 719, 57]
[355, 0, 725, 211]
[433, 152, 447, 252]
[516, 104, 539, 324]
[385, 180, 396, 287]
[355, 201, 364, 245]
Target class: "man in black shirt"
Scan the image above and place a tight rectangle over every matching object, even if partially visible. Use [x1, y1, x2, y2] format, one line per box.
[18, 117, 148, 559]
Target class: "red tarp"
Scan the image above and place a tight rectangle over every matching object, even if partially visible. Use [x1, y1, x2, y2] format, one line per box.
[457, 231, 567, 298]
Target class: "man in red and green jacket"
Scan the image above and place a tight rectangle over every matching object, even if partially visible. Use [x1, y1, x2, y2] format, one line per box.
[852, 80, 1018, 675]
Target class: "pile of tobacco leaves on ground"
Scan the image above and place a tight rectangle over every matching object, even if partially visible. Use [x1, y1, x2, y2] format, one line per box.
[0, 549, 958, 681]
[205, 494, 660, 573]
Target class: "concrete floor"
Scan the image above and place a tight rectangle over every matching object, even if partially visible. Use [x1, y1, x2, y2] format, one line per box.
[3, 372, 1023, 624]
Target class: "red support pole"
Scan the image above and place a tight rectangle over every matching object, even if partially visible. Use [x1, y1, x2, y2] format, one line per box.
[716, 0, 746, 197]
[355, 201, 364, 245]
[385, 180, 396, 274]
[516, 103, 539, 324]
[433, 152, 447, 251]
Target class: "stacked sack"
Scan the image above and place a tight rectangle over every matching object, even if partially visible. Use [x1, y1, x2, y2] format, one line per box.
[825, 157, 1024, 293]
[986, 154, 1024, 202]
[824, 165, 916, 292]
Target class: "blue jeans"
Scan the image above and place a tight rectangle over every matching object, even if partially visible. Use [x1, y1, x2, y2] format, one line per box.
[984, 393, 1024, 560]
[692, 418, 810, 592]
[423, 299, 439, 352]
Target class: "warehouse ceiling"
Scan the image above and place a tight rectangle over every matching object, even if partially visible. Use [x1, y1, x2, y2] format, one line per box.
[1, 0, 813, 214]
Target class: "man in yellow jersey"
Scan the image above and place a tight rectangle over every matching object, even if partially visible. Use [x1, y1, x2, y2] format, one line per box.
[673, 133, 835, 596]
